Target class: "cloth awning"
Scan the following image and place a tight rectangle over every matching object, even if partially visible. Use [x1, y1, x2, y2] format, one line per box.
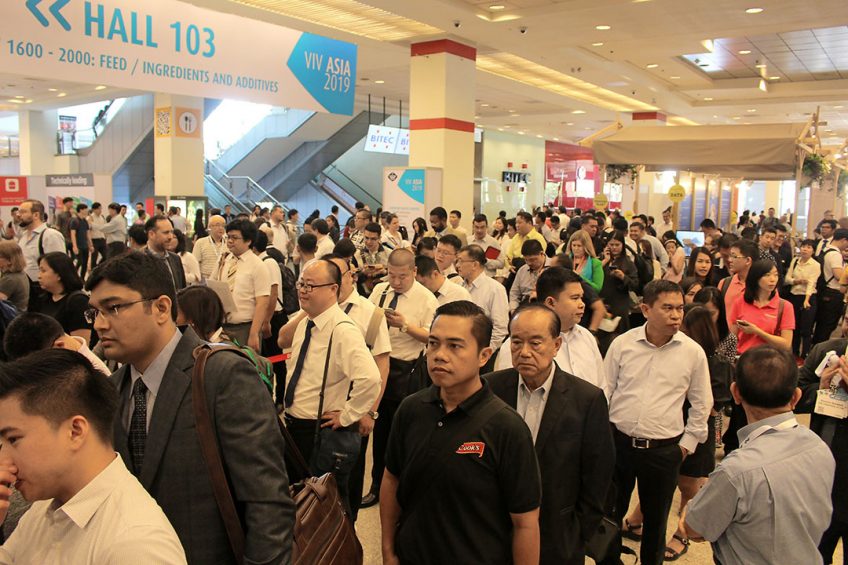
[592, 123, 807, 179]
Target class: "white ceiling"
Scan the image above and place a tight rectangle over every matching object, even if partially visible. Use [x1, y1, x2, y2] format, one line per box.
[2, 0, 846, 149]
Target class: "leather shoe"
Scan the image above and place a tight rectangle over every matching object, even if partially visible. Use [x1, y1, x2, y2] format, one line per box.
[360, 492, 379, 508]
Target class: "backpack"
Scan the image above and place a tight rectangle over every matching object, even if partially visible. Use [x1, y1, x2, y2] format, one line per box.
[263, 256, 299, 315]
[816, 247, 841, 295]
[624, 244, 654, 293]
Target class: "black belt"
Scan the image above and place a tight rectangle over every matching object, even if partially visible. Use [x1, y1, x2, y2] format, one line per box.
[283, 414, 357, 432]
[614, 427, 682, 449]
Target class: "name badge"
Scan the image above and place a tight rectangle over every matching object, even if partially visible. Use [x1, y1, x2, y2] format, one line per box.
[815, 388, 848, 419]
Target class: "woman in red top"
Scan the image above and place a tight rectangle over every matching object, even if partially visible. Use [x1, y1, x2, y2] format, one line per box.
[728, 259, 794, 354]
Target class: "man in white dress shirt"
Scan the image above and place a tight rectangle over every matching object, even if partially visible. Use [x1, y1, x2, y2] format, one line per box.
[415, 254, 472, 306]
[282, 259, 381, 514]
[311, 218, 335, 259]
[0, 349, 186, 564]
[268, 205, 290, 261]
[494, 267, 605, 390]
[457, 244, 509, 352]
[603, 279, 712, 565]
[435, 234, 463, 280]
[470, 214, 504, 279]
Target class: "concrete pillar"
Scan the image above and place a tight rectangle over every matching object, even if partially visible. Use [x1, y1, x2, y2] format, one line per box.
[153, 93, 204, 197]
[408, 39, 476, 224]
[18, 109, 57, 175]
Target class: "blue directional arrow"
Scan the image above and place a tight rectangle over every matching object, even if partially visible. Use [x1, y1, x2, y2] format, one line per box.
[25, 0, 71, 30]
[26, 0, 49, 27]
[50, 0, 71, 31]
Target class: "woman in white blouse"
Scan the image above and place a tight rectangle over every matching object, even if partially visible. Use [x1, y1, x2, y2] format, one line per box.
[381, 213, 411, 250]
[170, 230, 202, 286]
[784, 238, 821, 358]
[661, 233, 686, 283]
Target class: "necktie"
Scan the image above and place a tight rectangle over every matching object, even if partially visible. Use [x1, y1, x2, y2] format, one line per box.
[388, 292, 400, 310]
[226, 256, 238, 292]
[434, 291, 441, 298]
[284, 320, 316, 408]
[128, 378, 148, 475]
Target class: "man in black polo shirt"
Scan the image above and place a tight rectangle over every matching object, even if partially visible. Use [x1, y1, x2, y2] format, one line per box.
[380, 300, 541, 565]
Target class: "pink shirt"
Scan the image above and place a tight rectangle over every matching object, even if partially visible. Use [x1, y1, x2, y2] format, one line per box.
[720, 274, 746, 328]
[728, 293, 795, 354]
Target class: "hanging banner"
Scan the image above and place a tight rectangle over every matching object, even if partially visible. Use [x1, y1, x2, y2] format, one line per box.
[383, 167, 443, 236]
[1, 0, 357, 115]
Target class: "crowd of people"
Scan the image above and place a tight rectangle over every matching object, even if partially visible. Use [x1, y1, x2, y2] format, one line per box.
[0, 196, 845, 565]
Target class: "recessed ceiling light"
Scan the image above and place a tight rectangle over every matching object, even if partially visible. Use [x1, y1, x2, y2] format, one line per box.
[755, 63, 767, 68]
[95, 85, 107, 90]
[738, 50, 751, 55]
[835, 105, 844, 109]
[769, 76, 780, 80]
[592, 42, 604, 47]
[747, 108, 757, 112]
[57, 92, 66, 97]
[669, 76, 680, 79]
[24, 99, 32, 103]
[595, 25, 611, 30]
[572, 110, 586, 114]
[745, 7, 764, 13]
[474, 115, 480, 119]
[646, 64, 659, 69]
[489, 4, 506, 10]
[518, 131, 525, 135]
[47, 88, 57, 92]
[553, 137, 560, 141]
[498, 128, 504, 131]
[536, 134, 543, 138]
[732, 116, 742, 120]
[508, 109, 516, 112]
[704, 97, 713, 101]
[374, 80, 385, 84]
[7, 99, 24, 104]
[511, 114, 521, 117]
[480, 103, 489, 107]
[566, 122, 574, 126]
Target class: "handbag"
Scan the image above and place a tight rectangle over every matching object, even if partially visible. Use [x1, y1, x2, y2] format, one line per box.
[191, 344, 363, 565]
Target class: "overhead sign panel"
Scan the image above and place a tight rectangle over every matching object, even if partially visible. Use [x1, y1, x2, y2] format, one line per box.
[2, 0, 357, 115]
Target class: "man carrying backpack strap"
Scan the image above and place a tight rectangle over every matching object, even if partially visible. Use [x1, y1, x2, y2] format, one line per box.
[17, 199, 66, 310]
[812, 229, 848, 345]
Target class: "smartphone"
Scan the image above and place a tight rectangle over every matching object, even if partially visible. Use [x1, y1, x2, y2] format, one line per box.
[737, 320, 749, 326]
[384, 308, 395, 315]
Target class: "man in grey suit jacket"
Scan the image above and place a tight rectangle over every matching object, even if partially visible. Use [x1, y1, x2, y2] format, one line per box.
[86, 252, 294, 565]
[486, 304, 615, 564]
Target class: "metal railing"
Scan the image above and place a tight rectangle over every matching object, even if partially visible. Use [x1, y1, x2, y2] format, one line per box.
[204, 175, 252, 214]
[321, 164, 382, 207]
[205, 159, 287, 212]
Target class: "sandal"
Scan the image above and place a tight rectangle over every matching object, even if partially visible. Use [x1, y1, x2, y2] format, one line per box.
[622, 519, 643, 541]
[664, 534, 690, 561]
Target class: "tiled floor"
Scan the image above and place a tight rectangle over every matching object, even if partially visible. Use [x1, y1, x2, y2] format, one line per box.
[354, 414, 843, 564]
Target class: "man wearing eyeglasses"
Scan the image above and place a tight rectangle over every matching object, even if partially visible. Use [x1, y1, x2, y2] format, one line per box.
[85, 252, 295, 565]
[434, 234, 462, 280]
[602, 280, 712, 565]
[211, 219, 271, 353]
[280, 259, 381, 514]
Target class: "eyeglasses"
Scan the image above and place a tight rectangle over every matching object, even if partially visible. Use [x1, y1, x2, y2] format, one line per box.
[228, 235, 244, 241]
[296, 280, 336, 293]
[84, 298, 154, 323]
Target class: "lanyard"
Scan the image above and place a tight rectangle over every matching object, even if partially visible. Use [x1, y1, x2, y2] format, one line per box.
[740, 417, 798, 448]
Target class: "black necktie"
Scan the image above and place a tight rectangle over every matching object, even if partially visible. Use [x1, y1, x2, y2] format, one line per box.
[434, 291, 441, 298]
[128, 378, 148, 475]
[285, 320, 315, 408]
[388, 292, 400, 310]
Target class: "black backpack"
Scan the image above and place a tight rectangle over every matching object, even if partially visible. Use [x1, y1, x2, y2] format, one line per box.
[816, 247, 841, 295]
[624, 244, 654, 292]
[262, 256, 299, 315]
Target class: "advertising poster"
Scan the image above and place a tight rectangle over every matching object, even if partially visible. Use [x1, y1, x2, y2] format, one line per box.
[1, 0, 357, 114]
[383, 168, 425, 236]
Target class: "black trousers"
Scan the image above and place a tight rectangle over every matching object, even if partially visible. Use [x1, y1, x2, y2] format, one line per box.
[610, 429, 683, 565]
[369, 357, 415, 493]
[90, 238, 107, 268]
[820, 519, 848, 565]
[788, 293, 816, 357]
[348, 436, 369, 521]
[107, 241, 126, 258]
[814, 288, 845, 345]
[76, 248, 90, 279]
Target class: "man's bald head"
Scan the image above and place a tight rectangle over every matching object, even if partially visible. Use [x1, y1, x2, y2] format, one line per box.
[387, 249, 416, 293]
[388, 248, 415, 268]
[208, 214, 226, 239]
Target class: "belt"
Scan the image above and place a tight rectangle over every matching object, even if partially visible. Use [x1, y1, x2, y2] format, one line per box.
[614, 427, 682, 449]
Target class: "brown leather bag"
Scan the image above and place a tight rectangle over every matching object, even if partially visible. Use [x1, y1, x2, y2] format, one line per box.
[191, 344, 363, 565]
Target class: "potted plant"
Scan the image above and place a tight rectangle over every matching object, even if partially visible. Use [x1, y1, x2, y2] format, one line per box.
[605, 164, 639, 185]
[801, 154, 831, 187]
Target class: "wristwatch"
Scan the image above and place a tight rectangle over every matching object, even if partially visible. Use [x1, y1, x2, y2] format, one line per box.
[400, 322, 409, 333]
[367, 410, 380, 420]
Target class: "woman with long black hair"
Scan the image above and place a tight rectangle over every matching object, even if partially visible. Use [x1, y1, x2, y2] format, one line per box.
[728, 259, 794, 353]
[600, 230, 639, 337]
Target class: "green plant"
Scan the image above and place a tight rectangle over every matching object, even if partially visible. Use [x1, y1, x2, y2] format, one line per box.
[606, 164, 639, 184]
[802, 154, 831, 187]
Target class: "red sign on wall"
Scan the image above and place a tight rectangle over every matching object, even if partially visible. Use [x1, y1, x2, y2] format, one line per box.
[0, 177, 28, 206]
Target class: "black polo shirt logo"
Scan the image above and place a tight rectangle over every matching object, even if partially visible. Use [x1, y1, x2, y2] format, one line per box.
[456, 441, 485, 458]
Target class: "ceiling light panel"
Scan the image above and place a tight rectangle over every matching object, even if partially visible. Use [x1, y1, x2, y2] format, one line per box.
[229, 0, 441, 41]
[476, 53, 657, 112]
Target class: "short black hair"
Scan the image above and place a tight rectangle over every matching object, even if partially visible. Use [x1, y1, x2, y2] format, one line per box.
[736, 345, 798, 408]
[731, 238, 759, 259]
[108, 202, 121, 213]
[821, 219, 838, 230]
[509, 302, 561, 338]
[331, 205, 339, 214]
[774, 223, 787, 233]
[642, 280, 683, 306]
[355, 201, 365, 210]
[226, 219, 258, 248]
[364, 222, 381, 235]
[834, 228, 848, 242]
[145, 215, 173, 234]
[459, 244, 486, 266]
[516, 211, 533, 223]
[254, 229, 269, 253]
[521, 238, 544, 256]
[39, 252, 83, 293]
[76, 203, 88, 213]
[0, 349, 118, 444]
[473, 214, 488, 225]
[700, 219, 717, 230]
[288, 208, 299, 219]
[430, 207, 448, 220]
[450, 210, 461, 218]
[761, 226, 777, 236]
[717, 233, 739, 249]
[297, 233, 318, 254]
[176, 286, 225, 340]
[316, 258, 342, 297]
[438, 234, 462, 253]
[91, 202, 101, 210]
[86, 251, 178, 321]
[417, 237, 437, 254]
[127, 224, 147, 246]
[536, 266, 583, 302]
[415, 255, 440, 277]
[4, 313, 65, 360]
[432, 300, 492, 351]
[62, 196, 74, 204]
[311, 218, 330, 235]
[333, 238, 356, 259]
